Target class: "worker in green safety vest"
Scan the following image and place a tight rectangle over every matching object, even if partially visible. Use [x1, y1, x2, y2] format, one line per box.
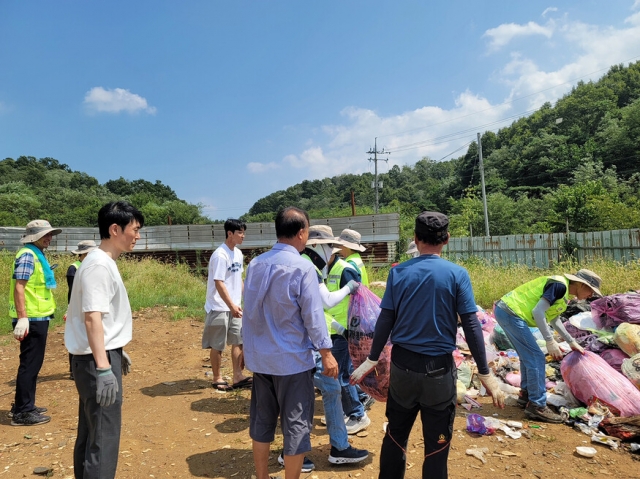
[306, 225, 372, 435]
[494, 269, 602, 424]
[8, 219, 62, 426]
[336, 228, 369, 286]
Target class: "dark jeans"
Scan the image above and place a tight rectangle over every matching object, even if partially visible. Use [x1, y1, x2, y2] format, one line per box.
[379, 359, 456, 479]
[13, 320, 49, 414]
[331, 334, 365, 419]
[72, 349, 123, 479]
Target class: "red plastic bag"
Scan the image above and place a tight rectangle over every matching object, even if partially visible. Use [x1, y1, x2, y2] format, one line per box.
[560, 351, 640, 417]
[348, 285, 390, 402]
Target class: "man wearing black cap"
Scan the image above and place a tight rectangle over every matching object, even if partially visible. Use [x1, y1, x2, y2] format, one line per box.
[351, 211, 504, 479]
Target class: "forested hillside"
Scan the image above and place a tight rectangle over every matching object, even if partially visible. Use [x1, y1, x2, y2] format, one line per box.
[0, 156, 210, 227]
[243, 62, 640, 240]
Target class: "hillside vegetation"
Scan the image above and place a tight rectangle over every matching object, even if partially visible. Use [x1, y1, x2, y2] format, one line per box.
[243, 61, 640, 243]
[0, 157, 210, 227]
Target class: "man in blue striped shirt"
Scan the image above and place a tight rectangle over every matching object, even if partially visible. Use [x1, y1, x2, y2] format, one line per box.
[243, 207, 338, 479]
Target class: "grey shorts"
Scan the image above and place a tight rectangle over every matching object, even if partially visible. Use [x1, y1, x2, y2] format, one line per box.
[202, 310, 242, 351]
[249, 370, 315, 456]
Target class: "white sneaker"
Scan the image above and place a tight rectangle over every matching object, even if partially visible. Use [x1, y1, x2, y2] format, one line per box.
[345, 413, 371, 434]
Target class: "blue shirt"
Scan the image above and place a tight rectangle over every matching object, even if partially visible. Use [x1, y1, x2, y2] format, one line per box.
[242, 243, 333, 375]
[13, 252, 35, 281]
[380, 254, 477, 356]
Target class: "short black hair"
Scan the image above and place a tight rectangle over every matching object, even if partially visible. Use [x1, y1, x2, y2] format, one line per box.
[98, 201, 145, 240]
[275, 207, 309, 239]
[224, 218, 246, 238]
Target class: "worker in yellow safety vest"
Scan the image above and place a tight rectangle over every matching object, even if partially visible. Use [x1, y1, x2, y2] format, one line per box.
[336, 229, 369, 286]
[8, 219, 62, 426]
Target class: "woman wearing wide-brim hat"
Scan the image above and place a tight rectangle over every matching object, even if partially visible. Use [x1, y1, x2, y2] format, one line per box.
[493, 269, 602, 424]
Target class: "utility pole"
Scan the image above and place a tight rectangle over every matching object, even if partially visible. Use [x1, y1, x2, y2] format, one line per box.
[477, 132, 490, 236]
[367, 137, 389, 214]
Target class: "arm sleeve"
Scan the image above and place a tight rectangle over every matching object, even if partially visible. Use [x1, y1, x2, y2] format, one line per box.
[549, 316, 574, 343]
[211, 251, 229, 281]
[369, 308, 395, 361]
[298, 268, 333, 351]
[532, 299, 555, 341]
[13, 253, 35, 281]
[542, 281, 567, 304]
[339, 266, 361, 287]
[81, 264, 114, 313]
[460, 312, 489, 375]
[318, 282, 351, 309]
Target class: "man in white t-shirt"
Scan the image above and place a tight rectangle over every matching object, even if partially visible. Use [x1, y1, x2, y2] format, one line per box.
[203, 218, 250, 391]
[65, 201, 144, 479]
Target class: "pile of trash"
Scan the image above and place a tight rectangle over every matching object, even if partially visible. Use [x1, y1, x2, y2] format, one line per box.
[455, 293, 640, 453]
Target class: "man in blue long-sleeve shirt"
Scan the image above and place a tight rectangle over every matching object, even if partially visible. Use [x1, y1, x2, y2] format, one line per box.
[243, 206, 339, 479]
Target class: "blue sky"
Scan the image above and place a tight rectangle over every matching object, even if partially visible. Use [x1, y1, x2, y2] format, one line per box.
[2, 1, 640, 220]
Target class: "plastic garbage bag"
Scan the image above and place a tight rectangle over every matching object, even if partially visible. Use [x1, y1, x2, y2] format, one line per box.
[560, 351, 640, 417]
[591, 293, 640, 329]
[600, 349, 629, 373]
[614, 323, 640, 357]
[347, 285, 390, 402]
[621, 353, 640, 389]
[466, 414, 497, 435]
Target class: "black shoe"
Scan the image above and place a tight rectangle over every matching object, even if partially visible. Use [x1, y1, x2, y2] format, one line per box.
[524, 404, 563, 424]
[7, 403, 48, 419]
[11, 411, 51, 426]
[277, 452, 315, 473]
[329, 445, 369, 464]
[517, 390, 529, 408]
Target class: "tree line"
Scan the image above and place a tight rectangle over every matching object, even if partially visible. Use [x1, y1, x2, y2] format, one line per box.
[242, 61, 640, 243]
[0, 156, 210, 227]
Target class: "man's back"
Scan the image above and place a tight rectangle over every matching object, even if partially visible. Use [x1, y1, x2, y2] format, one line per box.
[381, 254, 476, 356]
[242, 243, 329, 376]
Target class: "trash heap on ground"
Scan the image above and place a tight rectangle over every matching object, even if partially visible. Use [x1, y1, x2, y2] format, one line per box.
[455, 293, 640, 455]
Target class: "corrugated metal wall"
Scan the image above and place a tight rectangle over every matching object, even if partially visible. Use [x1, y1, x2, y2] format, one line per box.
[0, 213, 399, 267]
[444, 229, 640, 267]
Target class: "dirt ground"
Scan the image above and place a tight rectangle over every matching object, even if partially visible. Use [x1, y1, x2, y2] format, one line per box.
[1, 307, 640, 479]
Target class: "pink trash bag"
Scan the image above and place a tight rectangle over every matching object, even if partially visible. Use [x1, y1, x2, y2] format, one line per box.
[348, 285, 390, 402]
[591, 293, 640, 329]
[560, 351, 640, 417]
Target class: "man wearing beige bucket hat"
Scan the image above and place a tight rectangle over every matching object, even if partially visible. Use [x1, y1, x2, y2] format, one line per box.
[8, 219, 62, 426]
[494, 268, 602, 423]
[336, 229, 370, 286]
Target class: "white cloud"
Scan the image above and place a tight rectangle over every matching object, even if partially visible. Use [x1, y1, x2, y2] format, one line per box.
[484, 21, 554, 51]
[83, 87, 157, 114]
[542, 7, 558, 18]
[247, 161, 280, 174]
[633, 0, 640, 10]
[497, 14, 640, 109]
[249, 9, 640, 187]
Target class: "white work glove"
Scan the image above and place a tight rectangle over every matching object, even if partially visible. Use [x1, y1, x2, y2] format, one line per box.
[478, 372, 505, 409]
[346, 280, 360, 294]
[14, 318, 29, 341]
[96, 366, 119, 407]
[122, 351, 132, 376]
[331, 320, 346, 336]
[350, 358, 378, 385]
[546, 339, 564, 361]
[569, 340, 585, 355]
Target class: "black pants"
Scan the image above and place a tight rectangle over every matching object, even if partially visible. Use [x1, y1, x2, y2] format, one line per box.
[72, 349, 123, 479]
[379, 359, 456, 479]
[13, 320, 49, 414]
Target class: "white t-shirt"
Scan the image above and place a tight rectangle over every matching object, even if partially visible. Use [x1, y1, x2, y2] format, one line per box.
[204, 243, 244, 313]
[64, 249, 132, 355]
